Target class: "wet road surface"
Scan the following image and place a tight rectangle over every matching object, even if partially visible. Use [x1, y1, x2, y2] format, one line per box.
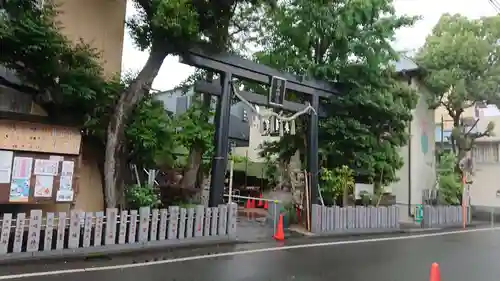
[0, 228, 499, 281]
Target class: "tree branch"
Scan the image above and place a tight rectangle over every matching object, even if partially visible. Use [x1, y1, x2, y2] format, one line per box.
[135, 0, 153, 16]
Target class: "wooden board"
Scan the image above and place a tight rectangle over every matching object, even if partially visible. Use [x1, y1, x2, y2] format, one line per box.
[0, 151, 79, 204]
[0, 120, 81, 155]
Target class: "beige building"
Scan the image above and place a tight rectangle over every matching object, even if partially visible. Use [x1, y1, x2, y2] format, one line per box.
[0, 0, 127, 212]
[434, 103, 485, 130]
[388, 76, 436, 223]
[468, 115, 500, 208]
[433, 100, 500, 209]
[54, 0, 126, 77]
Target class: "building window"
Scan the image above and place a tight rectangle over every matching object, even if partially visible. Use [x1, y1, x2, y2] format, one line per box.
[473, 143, 499, 163]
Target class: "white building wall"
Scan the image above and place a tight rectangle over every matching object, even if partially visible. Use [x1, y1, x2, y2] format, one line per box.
[469, 116, 500, 208]
[233, 108, 281, 163]
[389, 79, 435, 221]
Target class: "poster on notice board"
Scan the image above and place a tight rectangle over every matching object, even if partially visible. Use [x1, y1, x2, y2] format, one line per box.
[56, 189, 73, 202]
[0, 150, 13, 183]
[34, 175, 54, 198]
[9, 156, 33, 202]
[56, 160, 74, 202]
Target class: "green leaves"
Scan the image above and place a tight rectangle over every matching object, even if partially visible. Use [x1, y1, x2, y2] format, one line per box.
[172, 99, 214, 152]
[417, 14, 500, 158]
[0, 1, 179, 172]
[0, 0, 107, 121]
[437, 152, 462, 205]
[256, 0, 417, 185]
[320, 166, 355, 206]
[126, 97, 175, 167]
[125, 184, 161, 209]
[127, 0, 199, 52]
[416, 14, 500, 115]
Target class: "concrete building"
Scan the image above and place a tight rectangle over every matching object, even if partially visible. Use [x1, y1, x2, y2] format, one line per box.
[0, 0, 127, 212]
[432, 95, 500, 211]
[52, 0, 126, 77]
[375, 57, 436, 222]
[154, 88, 251, 147]
[468, 115, 500, 209]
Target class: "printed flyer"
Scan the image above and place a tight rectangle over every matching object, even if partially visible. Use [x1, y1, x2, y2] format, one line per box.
[0, 150, 13, 184]
[34, 175, 54, 198]
[9, 178, 30, 202]
[9, 157, 33, 202]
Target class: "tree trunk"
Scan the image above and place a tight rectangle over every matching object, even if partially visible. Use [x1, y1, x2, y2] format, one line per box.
[104, 47, 167, 208]
[342, 186, 349, 207]
[180, 146, 203, 189]
[180, 78, 213, 190]
[180, 10, 230, 191]
[452, 115, 463, 174]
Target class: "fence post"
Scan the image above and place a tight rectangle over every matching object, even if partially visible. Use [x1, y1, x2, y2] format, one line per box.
[311, 204, 320, 233]
[167, 206, 179, 239]
[321, 205, 327, 233]
[194, 205, 205, 237]
[138, 207, 150, 242]
[217, 205, 227, 236]
[227, 203, 237, 238]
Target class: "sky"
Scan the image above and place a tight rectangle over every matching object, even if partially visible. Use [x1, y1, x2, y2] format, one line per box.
[120, 0, 499, 93]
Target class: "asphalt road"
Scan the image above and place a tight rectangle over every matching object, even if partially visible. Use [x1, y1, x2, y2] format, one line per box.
[0, 228, 499, 281]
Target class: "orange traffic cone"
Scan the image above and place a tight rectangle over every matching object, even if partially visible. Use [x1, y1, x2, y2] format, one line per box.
[245, 199, 251, 209]
[258, 194, 264, 207]
[263, 201, 268, 210]
[251, 199, 256, 208]
[273, 214, 285, 241]
[429, 263, 440, 281]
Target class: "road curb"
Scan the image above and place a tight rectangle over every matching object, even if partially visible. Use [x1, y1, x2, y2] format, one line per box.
[0, 223, 490, 267]
[286, 223, 490, 239]
[0, 237, 243, 267]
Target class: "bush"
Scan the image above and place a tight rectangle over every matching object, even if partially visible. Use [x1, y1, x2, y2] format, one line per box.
[437, 152, 462, 205]
[125, 184, 161, 209]
[319, 165, 355, 206]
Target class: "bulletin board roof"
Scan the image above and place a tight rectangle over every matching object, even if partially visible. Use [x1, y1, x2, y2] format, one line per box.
[0, 120, 81, 155]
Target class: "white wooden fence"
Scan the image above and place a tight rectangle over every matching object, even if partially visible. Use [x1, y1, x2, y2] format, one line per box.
[421, 205, 471, 228]
[0, 203, 237, 257]
[311, 205, 400, 234]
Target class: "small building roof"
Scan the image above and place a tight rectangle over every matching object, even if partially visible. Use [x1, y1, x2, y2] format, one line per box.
[392, 55, 420, 74]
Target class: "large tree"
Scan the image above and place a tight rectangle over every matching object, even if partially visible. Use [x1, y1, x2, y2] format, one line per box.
[106, 0, 275, 206]
[416, 14, 500, 162]
[255, 0, 418, 187]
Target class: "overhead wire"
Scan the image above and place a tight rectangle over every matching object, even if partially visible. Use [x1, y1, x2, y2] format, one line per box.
[489, 0, 500, 13]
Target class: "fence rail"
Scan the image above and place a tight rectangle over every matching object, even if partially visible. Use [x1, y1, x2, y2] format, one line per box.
[0, 203, 237, 256]
[311, 205, 400, 234]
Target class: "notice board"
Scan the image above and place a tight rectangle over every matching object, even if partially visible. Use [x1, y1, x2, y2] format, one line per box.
[0, 151, 79, 204]
[0, 120, 81, 155]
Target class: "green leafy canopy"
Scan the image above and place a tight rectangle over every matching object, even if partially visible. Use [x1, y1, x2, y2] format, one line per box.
[256, 0, 419, 185]
[0, 1, 173, 169]
[416, 14, 500, 158]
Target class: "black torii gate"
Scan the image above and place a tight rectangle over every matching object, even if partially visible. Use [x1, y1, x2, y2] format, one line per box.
[180, 47, 339, 208]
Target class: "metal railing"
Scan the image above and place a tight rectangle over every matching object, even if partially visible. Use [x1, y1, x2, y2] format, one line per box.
[223, 194, 283, 235]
